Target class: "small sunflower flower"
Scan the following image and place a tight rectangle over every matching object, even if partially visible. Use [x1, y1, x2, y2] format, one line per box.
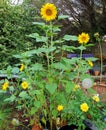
[20, 63, 25, 71]
[40, 3, 57, 21]
[88, 60, 93, 67]
[80, 103, 89, 112]
[92, 95, 100, 102]
[57, 105, 63, 112]
[2, 82, 9, 91]
[73, 84, 80, 91]
[78, 32, 90, 44]
[21, 81, 28, 90]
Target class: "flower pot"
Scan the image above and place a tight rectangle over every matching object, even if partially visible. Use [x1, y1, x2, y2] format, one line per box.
[32, 122, 42, 130]
[94, 70, 100, 76]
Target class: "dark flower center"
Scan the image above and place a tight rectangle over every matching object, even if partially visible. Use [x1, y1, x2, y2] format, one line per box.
[82, 36, 86, 41]
[46, 9, 52, 15]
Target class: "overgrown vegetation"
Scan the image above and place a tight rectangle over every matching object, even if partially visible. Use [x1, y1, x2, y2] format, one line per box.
[0, 1, 38, 69]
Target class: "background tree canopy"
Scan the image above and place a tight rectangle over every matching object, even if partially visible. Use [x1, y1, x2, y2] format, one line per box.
[52, 0, 106, 35]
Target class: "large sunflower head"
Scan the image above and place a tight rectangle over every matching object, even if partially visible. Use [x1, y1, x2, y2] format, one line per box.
[78, 32, 90, 44]
[40, 3, 57, 21]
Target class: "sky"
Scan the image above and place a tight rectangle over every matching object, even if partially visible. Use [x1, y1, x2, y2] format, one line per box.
[10, 0, 23, 5]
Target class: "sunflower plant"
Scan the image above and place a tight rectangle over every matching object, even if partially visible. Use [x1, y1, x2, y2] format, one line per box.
[0, 2, 106, 130]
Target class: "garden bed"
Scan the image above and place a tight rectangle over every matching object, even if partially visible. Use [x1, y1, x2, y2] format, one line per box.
[93, 82, 106, 102]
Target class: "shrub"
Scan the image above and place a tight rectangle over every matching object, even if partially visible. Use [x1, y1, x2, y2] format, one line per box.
[0, 1, 38, 69]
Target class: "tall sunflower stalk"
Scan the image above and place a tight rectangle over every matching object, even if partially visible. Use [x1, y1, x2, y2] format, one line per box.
[40, 3, 57, 71]
[40, 3, 57, 130]
[75, 32, 90, 83]
[94, 33, 103, 82]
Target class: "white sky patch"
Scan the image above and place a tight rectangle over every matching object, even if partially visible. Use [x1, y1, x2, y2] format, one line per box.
[10, 0, 23, 5]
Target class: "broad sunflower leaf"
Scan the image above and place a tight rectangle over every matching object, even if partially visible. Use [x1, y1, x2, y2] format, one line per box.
[45, 83, 57, 95]
[19, 91, 29, 99]
[58, 15, 69, 20]
[32, 22, 45, 26]
[63, 35, 78, 41]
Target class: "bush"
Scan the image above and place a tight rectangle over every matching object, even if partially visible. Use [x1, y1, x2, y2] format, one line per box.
[0, 1, 38, 69]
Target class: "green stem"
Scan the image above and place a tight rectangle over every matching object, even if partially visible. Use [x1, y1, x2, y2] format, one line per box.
[45, 31, 50, 71]
[98, 39, 103, 82]
[75, 45, 83, 83]
[80, 45, 83, 58]
[50, 21, 54, 64]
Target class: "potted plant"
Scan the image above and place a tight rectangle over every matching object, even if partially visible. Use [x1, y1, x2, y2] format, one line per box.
[0, 3, 106, 130]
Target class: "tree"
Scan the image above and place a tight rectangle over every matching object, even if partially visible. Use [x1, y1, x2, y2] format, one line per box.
[51, 0, 106, 35]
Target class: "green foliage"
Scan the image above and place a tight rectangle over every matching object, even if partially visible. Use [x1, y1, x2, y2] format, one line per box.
[0, 1, 38, 69]
[0, 90, 12, 129]
[0, 2, 106, 130]
[1, 19, 105, 129]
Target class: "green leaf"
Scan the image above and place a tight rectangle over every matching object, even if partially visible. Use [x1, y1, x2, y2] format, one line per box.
[9, 86, 15, 92]
[30, 107, 37, 115]
[80, 74, 92, 81]
[41, 116, 46, 126]
[30, 101, 42, 115]
[36, 36, 47, 42]
[13, 54, 23, 59]
[45, 83, 57, 95]
[62, 45, 77, 52]
[23, 49, 40, 56]
[65, 81, 75, 93]
[58, 15, 69, 20]
[0, 109, 11, 120]
[4, 95, 16, 102]
[63, 35, 78, 41]
[28, 33, 39, 39]
[38, 46, 56, 53]
[32, 22, 45, 26]
[46, 46, 56, 53]
[12, 67, 19, 74]
[77, 45, 86, 51]
[52, 62, 68, 70]
[16, 105, 22, 110]
[85, 44, 95, 47]
[85, 57, 98, 61]
[53, 40, 63, 44]
[19, 91, 29, 99]
[53, 26, 61, 32]
[61, 57, 77, 65]
[55, 93, 67, 104]
[34, 101, 41, 108]
[14, 49, 42, 59]
[52, 109, 58, 118]
[31, 63, 43, 71]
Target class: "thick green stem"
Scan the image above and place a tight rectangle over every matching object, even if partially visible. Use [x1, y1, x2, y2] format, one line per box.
[45, 31, 50, 71]
[50, 22, 54, 64]
[75, 45, 83, 83]
[80, 46, 83, 58]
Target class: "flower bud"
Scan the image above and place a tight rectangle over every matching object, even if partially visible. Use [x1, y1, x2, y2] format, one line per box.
[12, 118, 19, 126]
